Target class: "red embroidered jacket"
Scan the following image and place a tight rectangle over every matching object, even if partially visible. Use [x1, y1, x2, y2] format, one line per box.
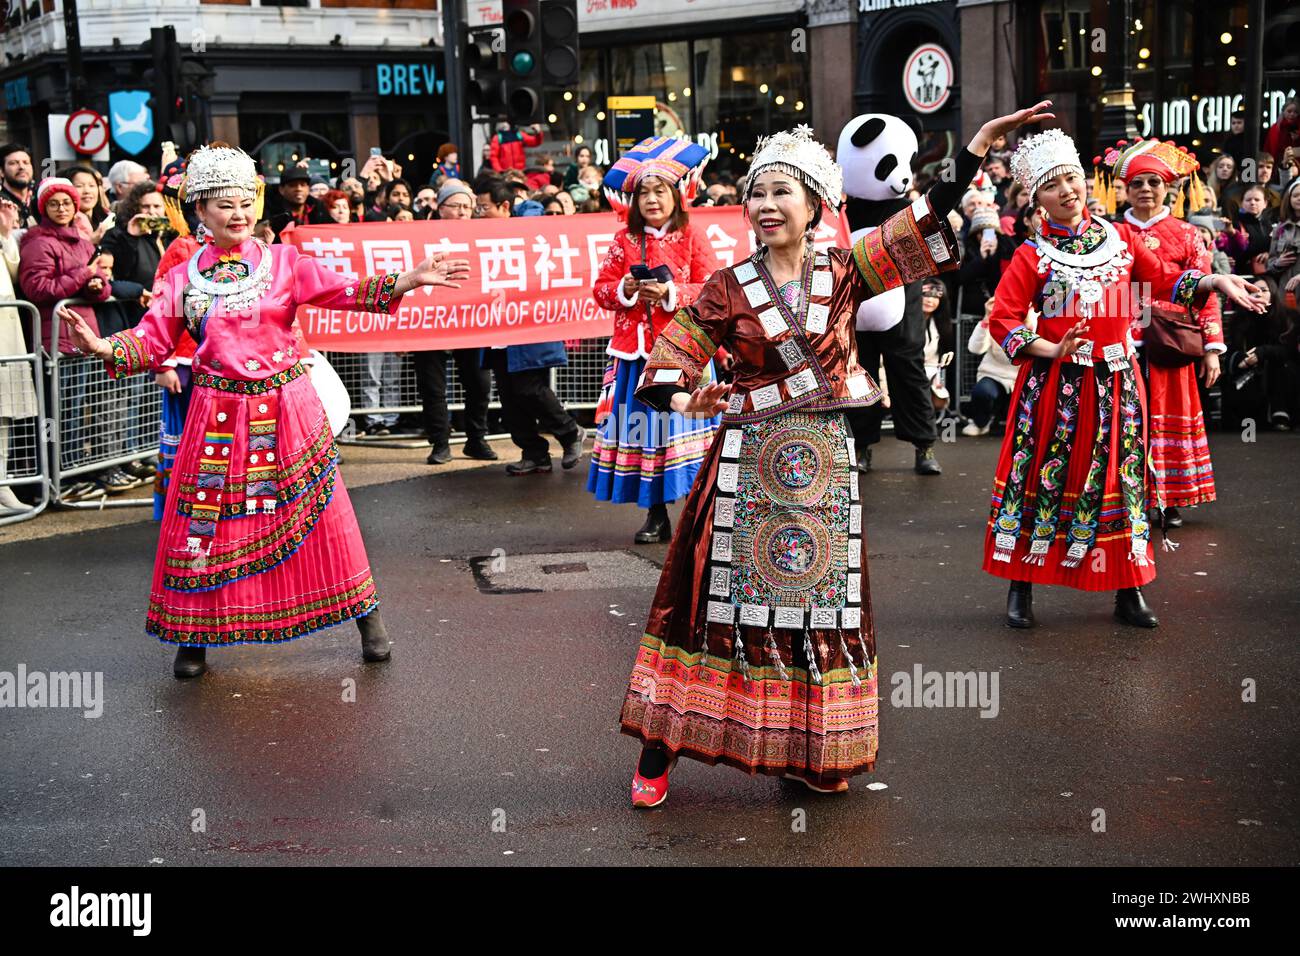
[592, 222, 716, 360]
[989, 212, 1210, 364]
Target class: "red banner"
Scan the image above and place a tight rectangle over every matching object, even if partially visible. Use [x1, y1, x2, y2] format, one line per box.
[284, 207, 851, 352]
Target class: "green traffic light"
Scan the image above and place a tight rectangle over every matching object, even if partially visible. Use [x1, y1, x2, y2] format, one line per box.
[511, 51, 535, 75]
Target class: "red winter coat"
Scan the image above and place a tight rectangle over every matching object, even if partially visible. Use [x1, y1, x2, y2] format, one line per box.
[592, 222, 716, 359]
[489, 129, 543, 172]
[19, 219, 111, 353]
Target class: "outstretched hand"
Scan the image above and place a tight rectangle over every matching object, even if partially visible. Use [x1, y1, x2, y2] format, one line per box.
[671, 382, 730, 417]
[1215, 273, 1269, 314]
[56, 305, 111, 359]
[972, 100, 1056, 155]
[413, 253, 471, 289]
[1054, 319, 1091, 360]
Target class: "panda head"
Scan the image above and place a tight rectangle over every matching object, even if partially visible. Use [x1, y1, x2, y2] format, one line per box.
[837, 114, 920, 202]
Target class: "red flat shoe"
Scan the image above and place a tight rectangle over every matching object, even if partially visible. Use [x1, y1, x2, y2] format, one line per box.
[631, 754, 677, 809]
[783, 772, 849, 794]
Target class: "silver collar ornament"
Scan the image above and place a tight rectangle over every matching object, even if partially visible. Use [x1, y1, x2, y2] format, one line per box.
[1032, 216, 1132, 319]
[184, 239, 274, 317]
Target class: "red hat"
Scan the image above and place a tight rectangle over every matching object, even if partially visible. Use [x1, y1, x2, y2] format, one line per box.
[36, 178, 81, 218]
[1103, 137, 1200, 183]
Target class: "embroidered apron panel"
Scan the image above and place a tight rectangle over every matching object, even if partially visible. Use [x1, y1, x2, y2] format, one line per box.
[710, 411, 861, 624]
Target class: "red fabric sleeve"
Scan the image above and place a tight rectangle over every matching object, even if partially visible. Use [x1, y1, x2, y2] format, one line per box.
[987, 244, 1045, 362]
[1126, 228, 1204, 309]
[678, 226, 716, 308]
[291, 246, 404, 314]
[592, 230, 630, 311]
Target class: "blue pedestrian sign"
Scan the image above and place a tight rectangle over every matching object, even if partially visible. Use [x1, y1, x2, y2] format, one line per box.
[108, 90, 154, 156]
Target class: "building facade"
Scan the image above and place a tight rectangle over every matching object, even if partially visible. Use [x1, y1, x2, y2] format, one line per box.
[0, 0, 446, 180]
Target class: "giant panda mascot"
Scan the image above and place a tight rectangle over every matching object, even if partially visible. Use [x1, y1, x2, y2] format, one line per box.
[837, 114, 943, 476]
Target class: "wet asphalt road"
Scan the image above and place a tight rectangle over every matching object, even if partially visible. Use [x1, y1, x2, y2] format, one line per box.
[1, 432, 1297, 867]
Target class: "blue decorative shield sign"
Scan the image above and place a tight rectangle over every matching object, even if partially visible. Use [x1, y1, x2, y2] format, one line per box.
[108, 90, 154, 156]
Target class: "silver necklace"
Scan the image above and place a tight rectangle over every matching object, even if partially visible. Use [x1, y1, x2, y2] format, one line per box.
[184, 239, 273, 315]
[1032, 216, 1132, 317]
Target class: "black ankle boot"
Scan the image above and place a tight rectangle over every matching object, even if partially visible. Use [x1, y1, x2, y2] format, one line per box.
[1006, 580, 1034, 629]
[634, 504, 671, 544]
[358, 611, 392, 661]
[1163, 506, 1183, 529]
[1115, 587, 1159, 628]
[914, 444, 942, 475]
[173, 646, 207, 679]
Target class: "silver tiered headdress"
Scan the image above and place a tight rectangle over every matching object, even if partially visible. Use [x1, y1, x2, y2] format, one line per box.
[742, 124, 843, 211]
[1009, 128, 1086, 198]
[182, 145, 260, 202]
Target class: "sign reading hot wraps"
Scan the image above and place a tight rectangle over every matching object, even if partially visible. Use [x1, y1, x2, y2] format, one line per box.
[284, 207, 851, 353]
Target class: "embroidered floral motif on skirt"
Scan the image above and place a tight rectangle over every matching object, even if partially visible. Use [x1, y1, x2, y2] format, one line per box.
[982, 355, 1156, 591]
[620, 410, 879, 784]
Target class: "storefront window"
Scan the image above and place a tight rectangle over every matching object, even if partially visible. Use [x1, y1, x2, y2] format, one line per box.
[544, 47, 608, 164]
[539, 30, 811, 181]
[608, 41, 692, 139]
[694, 32, 810, 178]
[1038, 1, 1090, 75]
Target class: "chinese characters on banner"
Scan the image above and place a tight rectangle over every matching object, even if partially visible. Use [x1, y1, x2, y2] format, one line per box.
[283, 206, 851, 352]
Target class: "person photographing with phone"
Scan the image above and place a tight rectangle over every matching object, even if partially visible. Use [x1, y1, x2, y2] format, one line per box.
[587, 137, 720, 544]
[17, 177, 114, 500]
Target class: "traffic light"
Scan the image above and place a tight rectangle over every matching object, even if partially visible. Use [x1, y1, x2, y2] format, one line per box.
[464, 26, 506, 116]
[540, 0, 580, 88]
[141, 26, 205, 152]
[143, 26, 178, 144]
[503, 0, 543, 125]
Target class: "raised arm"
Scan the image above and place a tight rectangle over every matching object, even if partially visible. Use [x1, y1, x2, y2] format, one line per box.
[292, 245, 470, 313]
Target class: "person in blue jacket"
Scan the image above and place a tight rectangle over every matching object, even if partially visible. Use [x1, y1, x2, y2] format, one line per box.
[474, 177, 586, 474]
[483, 341, 586, 475]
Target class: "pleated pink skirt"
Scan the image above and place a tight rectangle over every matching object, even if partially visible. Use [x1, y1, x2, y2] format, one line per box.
[144, 370, 377, 646]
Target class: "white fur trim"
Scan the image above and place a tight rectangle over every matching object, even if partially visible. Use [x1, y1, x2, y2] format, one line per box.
[615, 277, 640, 308]
[661, 280, 677, 313]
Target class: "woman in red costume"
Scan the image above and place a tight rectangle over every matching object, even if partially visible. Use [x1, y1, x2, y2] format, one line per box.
[1100, 139, 1224, 526]
[982, 130, 1266, 630]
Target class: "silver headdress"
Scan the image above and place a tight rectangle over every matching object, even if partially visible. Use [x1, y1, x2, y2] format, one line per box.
[183, 145, 259, 202]
[743, 124, 843, 211]
[1009, 128, 1085, 198]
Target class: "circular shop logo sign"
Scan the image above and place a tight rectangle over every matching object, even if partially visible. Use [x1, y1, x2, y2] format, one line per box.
[903, 44, 953, 114]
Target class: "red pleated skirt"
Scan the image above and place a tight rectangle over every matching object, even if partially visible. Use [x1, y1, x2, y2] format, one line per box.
[981, 354, 1157, 592]
[1145, 360, 1216, 508]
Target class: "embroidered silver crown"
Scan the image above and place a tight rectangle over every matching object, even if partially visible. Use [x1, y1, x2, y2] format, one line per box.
[183, 145, 259, 201]
[1009, 128, 1085, 197]
[744, 124, 844, 211]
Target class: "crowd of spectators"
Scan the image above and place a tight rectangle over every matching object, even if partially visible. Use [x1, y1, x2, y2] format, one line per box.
[4, 101, 1297, 509]
[906, 103, 1300, 438]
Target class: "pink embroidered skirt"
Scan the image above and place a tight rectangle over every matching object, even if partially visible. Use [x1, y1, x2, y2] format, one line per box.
[144, 364, 377, 646]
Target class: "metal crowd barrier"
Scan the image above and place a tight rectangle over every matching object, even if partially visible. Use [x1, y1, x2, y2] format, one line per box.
[0, 300, 49, 528]
[324, 337, 610, 442]
[47, 298, 162, 509]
